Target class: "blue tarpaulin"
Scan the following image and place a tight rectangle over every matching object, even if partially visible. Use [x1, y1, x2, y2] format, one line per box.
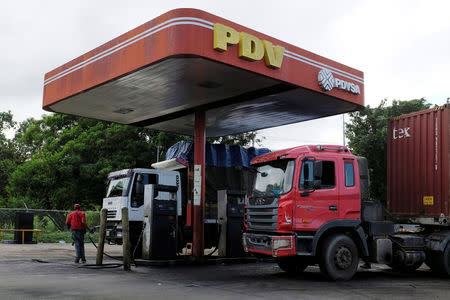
[165, 141, 271, 167]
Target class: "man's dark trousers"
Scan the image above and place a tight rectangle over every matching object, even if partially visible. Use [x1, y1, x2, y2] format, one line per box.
[72, 229, 86, 262]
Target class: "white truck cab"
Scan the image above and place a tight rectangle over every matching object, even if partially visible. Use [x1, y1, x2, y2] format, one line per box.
[102, 168, 181, 242]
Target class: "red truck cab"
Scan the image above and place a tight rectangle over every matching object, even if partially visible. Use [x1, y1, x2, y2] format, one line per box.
[243, 145, 369, 280]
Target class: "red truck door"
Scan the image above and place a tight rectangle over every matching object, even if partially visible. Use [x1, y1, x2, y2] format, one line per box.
[339, 158, 361, 220]
[294, 156, 339, 231]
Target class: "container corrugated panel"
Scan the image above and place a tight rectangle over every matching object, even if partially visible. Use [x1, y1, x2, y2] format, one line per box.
[387, 105, 449, 219]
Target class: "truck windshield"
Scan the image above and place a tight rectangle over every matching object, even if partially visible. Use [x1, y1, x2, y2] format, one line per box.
[252, 160, 295, 197]
[106, 177, 131, 197]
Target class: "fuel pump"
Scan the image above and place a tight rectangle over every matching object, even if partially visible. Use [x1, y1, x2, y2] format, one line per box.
[142, 184, 179, 259]
[218, 190, 247, 257]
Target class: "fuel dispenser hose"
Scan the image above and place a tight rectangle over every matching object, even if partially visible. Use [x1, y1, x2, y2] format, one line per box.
[30, 232, 135, 269]
[87, 232, 123, 261]
[29, 234, 123, 269]
[30, 258, 123, 269]
[80, 232, 128, 269]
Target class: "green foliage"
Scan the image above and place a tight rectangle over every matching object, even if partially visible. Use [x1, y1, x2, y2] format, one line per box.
[0, 231, 100, 243]
[85, 211, 100, 229]
[7, 114, 187, 210]
[37, 231, 73, 243]
[0, 112, 24, 205]
[345, 98, 432, 204]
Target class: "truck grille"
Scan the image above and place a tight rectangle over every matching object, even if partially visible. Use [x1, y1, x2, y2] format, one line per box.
[247, 197, 278, 232]
[107, 210, 117, 219]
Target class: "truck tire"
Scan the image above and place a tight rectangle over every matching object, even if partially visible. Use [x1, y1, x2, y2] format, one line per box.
[319, 234, 359, 281]
[277, 257, 308, 274]
[425, 252, 444, 274]
[426, 244, 450, 275]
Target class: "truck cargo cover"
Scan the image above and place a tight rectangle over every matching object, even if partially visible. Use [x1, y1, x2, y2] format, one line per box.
[165, 141, 270, 167]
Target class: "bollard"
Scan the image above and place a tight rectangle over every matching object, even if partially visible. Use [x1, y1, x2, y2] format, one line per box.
[122, 207, 131, 271]
[96, 208, 107, 265]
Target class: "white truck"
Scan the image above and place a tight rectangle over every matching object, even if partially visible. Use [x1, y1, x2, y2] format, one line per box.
[102, 168, 182, 250]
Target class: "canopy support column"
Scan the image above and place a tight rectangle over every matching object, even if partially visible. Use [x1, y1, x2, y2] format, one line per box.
[193, 111, 205, 257]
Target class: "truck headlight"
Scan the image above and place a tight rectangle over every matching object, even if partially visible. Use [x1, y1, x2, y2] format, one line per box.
[271, 237, 293, 257]
[272, 238, 291, 250]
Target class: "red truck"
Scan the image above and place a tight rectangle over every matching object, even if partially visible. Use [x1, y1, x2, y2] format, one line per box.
[243, 105, 450, 280]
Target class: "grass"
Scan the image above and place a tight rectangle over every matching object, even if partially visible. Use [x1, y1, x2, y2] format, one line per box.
[0, 231, 99, 243]
[0, 211, 101, 243]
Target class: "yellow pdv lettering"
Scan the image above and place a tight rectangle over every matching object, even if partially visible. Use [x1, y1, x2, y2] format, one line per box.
[239, 32, 264, 61]
[213, 23, 239, 52]
[213, 23, 284, 69]
[262, 40, 285, 69]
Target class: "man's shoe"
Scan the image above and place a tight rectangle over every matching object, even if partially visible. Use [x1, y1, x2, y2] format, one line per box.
[81, 260, 87, 264]
[74, 259, 80, 264]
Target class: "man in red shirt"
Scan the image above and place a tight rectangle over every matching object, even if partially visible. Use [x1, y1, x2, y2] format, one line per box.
[66, 204, 89, 263]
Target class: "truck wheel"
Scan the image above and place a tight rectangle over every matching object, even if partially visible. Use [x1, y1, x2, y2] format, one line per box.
[425, 252, 444, 274]
[319, 234, 359, 281]
[277, 257, 308, 274]
[426, 244, 450, 275]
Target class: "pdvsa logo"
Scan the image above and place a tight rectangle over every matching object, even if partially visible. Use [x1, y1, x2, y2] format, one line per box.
[318, 69, 360, 95]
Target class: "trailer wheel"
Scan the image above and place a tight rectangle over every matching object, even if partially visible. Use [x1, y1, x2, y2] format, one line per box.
[319, 234, 359, 281]
[277, 257, 308, 274]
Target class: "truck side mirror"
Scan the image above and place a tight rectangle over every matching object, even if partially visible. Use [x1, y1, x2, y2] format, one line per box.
[313, 161, 323, 179]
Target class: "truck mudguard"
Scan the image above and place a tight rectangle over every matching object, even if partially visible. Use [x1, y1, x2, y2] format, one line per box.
[311, 220, 369, 257]
[426, 230, 450, 252]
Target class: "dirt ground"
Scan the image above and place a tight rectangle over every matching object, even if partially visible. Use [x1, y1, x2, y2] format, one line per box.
[1, 242, 450, 299]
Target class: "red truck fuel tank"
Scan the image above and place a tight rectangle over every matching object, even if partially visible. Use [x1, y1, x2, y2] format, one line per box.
[387, 105, 450, 224]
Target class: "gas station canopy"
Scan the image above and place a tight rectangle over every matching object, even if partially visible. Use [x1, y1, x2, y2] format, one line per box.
[43, 8, 364, 137]
[42, 8, 365, 258]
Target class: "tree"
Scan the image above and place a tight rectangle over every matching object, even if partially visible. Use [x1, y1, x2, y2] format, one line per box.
[345, 98, 432, 204]
[0, 111, 23, 205]
[7, 114, 187, 210]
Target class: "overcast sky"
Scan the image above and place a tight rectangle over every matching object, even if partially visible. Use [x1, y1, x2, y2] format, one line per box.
[2, 0, 449, 149]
